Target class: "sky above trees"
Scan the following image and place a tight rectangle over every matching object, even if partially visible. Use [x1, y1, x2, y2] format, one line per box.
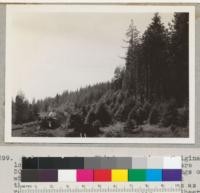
[7, 6, 174, 101]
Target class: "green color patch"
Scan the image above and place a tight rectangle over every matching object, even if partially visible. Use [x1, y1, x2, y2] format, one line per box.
[128, 169, 146, 181]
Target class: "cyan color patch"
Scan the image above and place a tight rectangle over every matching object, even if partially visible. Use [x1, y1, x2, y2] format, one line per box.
[146, 169, 162, 181]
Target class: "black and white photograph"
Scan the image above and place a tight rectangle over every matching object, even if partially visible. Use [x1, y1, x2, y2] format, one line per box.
[5, 5, 195, 143]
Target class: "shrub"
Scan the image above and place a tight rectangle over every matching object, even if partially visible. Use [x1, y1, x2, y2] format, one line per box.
[111, 92, 118, 104]
[92, 120, 101, 134]
[128, 105, 145, 125]
[110, 103, 119, 115]
[81, 106, 88, 117]
[68, 113, 84, 133]
[114, 97, 135, 122]
[128, 99, 145, 125]
[56, 111, 67, 124]
[116, 92, 124, 104]
[106, 99, 112, 106]
[114, 103, 129, 122]
[124, 118, 136, 132]
[161, 99, 178, 127]
[85, 106, 96, 125]
[142, 101, 151, 120]
[149, 105, 161, 124]
[95, 102, 112, 126]
[176, 106, 189, 127]
[92, 120, 101, 129]
[109, 103, 115, 112]
[114, 105, 124, 121]
[136, 107, 146, 124]
[124, 97, 136, 113]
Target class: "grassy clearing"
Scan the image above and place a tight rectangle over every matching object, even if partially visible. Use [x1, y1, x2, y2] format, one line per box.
[99, 122, 188, 138]
[12, 121, 188, 138]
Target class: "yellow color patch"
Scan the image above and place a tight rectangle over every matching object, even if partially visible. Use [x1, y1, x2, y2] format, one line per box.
[111, 169, 128, 182]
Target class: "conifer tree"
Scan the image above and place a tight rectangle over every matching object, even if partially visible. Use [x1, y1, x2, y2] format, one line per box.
[142, 13, 168, 101]
[170, 13, 189, 104]
[123, 20, 140, 97]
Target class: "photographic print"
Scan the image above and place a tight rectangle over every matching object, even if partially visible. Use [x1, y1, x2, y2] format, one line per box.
[5, 5, 195, 143]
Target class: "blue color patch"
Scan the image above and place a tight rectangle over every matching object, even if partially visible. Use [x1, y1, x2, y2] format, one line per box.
[146, 169, 162, 181]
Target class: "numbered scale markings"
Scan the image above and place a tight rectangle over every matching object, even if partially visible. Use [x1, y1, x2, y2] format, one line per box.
[18, 182, 182, 193]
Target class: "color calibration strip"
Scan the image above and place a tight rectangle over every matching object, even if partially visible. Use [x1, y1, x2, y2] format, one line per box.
[21, 157, 182, 182]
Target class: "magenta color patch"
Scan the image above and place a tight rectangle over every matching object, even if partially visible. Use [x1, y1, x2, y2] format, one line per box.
[77, 169, 93, 182]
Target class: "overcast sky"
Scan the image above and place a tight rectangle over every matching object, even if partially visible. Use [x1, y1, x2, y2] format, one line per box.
[7, 6, 174, 101]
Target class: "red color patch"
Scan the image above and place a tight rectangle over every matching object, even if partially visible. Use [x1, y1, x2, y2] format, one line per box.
[94, 170, 111, 181]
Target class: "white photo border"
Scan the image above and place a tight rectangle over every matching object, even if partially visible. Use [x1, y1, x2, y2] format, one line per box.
[5, 4, 195, 144]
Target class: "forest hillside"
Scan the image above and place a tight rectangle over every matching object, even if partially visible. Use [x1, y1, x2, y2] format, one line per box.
[12, 13, 189, 138]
